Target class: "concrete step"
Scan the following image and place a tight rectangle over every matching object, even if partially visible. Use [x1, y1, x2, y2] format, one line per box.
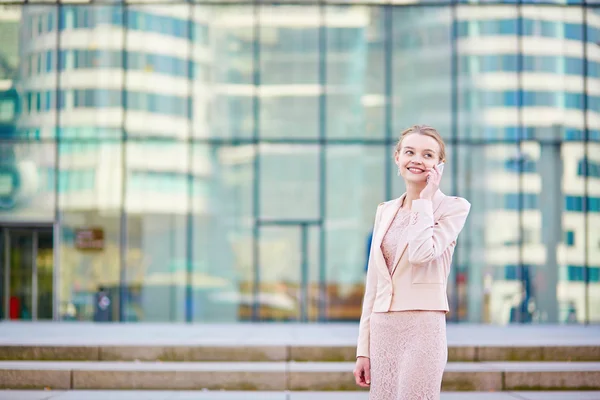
[1, 361, 599, 391]
[1, 344, 599, 363]
[1, 323, 599, 364]
[2, 391, 600, 400]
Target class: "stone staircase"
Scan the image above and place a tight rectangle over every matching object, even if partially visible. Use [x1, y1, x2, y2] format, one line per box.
[1, 342, 599, 391]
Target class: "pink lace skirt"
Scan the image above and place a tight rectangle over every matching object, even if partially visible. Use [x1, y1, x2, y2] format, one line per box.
[369, 310, 447, 400]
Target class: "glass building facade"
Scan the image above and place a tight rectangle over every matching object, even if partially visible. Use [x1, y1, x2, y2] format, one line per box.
[0, 0, 598, 324]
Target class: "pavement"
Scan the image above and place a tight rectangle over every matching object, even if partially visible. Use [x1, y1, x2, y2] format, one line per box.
[2, 360, 600, 372]
[1, 391, 600, 400]
[1, 322, 599, 346]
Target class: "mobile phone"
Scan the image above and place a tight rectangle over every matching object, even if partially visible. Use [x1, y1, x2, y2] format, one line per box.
[427, 162, 445, 183]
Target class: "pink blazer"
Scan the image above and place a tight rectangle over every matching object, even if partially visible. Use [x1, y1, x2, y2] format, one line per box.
[356, 189, 471, 359]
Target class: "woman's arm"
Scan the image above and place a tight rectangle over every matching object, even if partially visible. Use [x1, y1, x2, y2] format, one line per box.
[407, 197, 471, 265]
[356, 204, 384, 359]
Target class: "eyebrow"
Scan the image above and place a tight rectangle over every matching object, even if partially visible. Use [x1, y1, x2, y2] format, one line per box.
[403, 146, 436, 153]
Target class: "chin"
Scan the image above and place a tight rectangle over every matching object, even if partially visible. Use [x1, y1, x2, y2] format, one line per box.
[405, 174, 426, 183]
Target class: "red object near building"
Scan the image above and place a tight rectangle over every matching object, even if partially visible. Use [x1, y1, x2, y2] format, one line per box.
[9, 296, 20, 319]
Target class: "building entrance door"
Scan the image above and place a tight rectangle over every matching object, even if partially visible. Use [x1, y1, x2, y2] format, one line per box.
[0, 226, 53, 320]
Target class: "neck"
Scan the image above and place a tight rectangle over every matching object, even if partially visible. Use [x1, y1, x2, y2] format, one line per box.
[402, 181, 426, 209]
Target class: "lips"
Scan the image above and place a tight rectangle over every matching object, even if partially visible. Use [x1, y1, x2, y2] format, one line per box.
[407, 166, 425, 174]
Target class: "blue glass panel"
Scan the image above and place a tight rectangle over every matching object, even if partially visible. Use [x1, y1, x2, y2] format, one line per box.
[565, 57, 584, 75]
[541, 21, 559, 37]
[565, 23, 583, 41]
[565, 93, 584, 109]
[565, 231, 575, 246]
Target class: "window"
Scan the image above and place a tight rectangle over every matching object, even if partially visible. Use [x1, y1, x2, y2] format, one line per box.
[565, 58, 584, 75]
[565, 23, 583, 41]
[565, 93, 584, 109]
[44, 91, 52, 111]
[566, 266, 600, 283]
[565, 231, 575, 246]
[565, 196, 600, 212]
[577, 159, 600, 178]
[47, 12, 54, 32]
[505, 156, 537, 173]
[45, 51, 53, 73]
[0, 100, 15, 123]
[504, 193, 538, 210]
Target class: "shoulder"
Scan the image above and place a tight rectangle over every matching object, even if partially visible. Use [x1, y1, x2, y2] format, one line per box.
[377, 199, 394, 208]
[441, 195, 471, 215]
[373, 199, 393, 221]
[376, 199, 396, 211]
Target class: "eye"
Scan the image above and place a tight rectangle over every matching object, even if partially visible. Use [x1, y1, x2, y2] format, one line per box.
[405, 150, 413, 155]
[424, 154, 433, 158]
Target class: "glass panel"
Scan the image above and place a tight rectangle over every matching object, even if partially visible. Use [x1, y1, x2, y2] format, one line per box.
[454, 0, 584, 6]
[58, 140, 122, 321]
[0, 6, 56, 222]
[588, 8, 600, 323]
[11, 5, 58, 139]
[456, 7, 519, 324]
[457, 144, 522, 324]
[558, 141, 585, 324]
[391, 6, 452, 199]
[8, 230, 33, 320]
[211, 5, 255, 139]
[456, 6, 519, 141]
[0, 141, 56, 222]
[589, 141, 600, 324]
[192, 4, 212, 139]
[259, 5, 319, 139]
[191, 144, 254, 322]
[258, 225, 299, 321]
[0, 6, 22, 139]
[258, 224, 319, 322]
[124, 4, 191, 140]
[259, 144, 319, 220]
[518, 7, 585, 324]
[392, 7, 452, 139]
[36, 229, 53, 320]
[55, 4, 124, 141]
[124, 140, 188, 322]
[325, 6, 382, 139]
[0, 229, 5, 319]
[325, 145, 385, 321]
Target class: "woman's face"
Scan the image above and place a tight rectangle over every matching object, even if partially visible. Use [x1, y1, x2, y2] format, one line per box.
[395, 133, 441, 184]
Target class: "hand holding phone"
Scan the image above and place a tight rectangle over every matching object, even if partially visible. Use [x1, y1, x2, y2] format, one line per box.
[427, 162, 445, 183]
[421, 162, 445, 200]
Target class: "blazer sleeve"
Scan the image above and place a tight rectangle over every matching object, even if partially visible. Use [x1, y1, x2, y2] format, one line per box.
[407, 196, 471, 265]
[356, 203, 384, 359]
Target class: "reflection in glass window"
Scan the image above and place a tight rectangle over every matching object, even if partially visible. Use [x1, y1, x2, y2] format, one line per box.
[2, 2, 597, 324]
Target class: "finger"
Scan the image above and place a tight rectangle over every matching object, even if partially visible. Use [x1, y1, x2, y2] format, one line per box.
[364, 366, 371, 385]
[353, 369, 361, 385]
[357, 372, 369, 388]
[426, 169, 433, 182]
[356, 374, 368, 388]
[430, 167, 440, 183]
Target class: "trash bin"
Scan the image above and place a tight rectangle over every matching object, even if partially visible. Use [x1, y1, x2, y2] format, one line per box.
[94, 287, 112, 322]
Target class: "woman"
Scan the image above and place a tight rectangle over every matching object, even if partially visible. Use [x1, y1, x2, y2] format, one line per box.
[353, 125, 471, 399]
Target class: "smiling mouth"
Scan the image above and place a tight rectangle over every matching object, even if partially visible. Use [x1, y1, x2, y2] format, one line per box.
[407, 167, 425, 174]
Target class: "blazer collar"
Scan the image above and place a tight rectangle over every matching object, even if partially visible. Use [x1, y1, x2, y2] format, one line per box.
[373, 190, 446, 280]
[397, 189, 446, 213]
[378, 189, 446, 241]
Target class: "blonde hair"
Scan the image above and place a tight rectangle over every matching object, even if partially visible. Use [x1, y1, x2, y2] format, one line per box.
[394, 124, 446, 163]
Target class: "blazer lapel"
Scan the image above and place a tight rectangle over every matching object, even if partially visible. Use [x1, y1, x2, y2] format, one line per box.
[372, 196, 403, 280]
[389, 190, 446, 276]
